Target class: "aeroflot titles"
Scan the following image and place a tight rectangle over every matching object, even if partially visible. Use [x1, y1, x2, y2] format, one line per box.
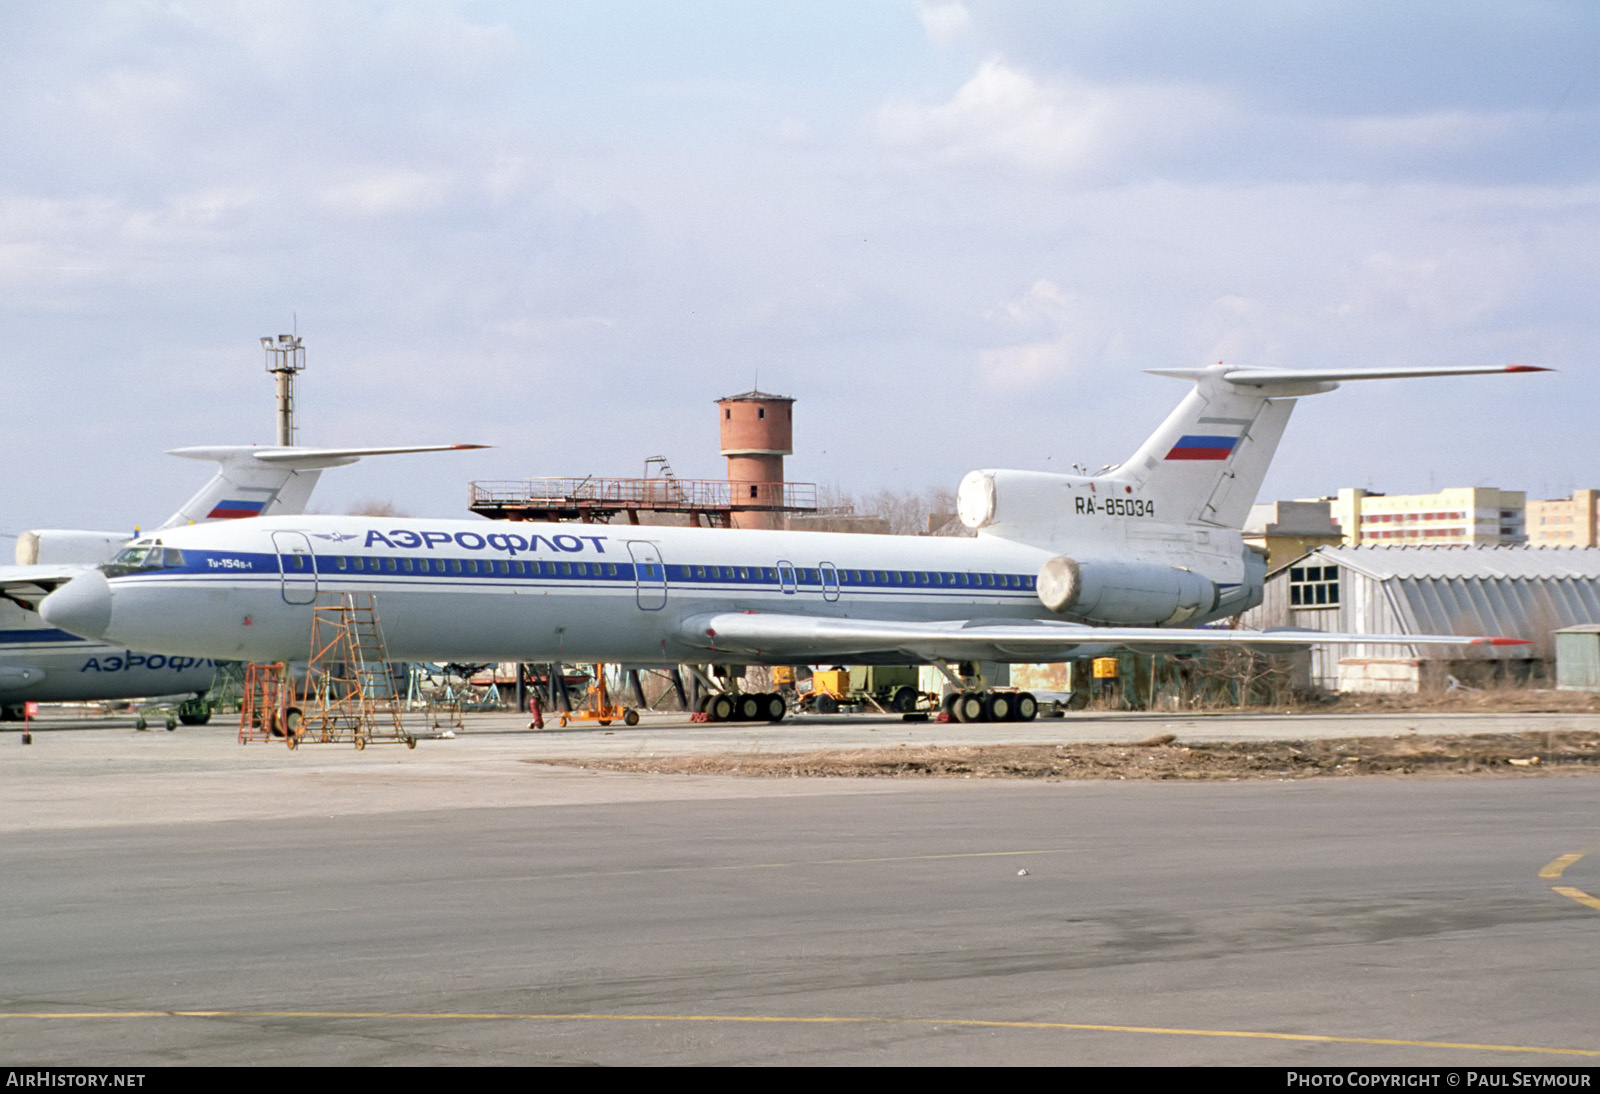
[355, 529, 609, 555]
[80, 652, 219, 674]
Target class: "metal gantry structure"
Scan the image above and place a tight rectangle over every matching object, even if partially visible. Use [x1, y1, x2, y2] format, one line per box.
[295, 593, 416, 749]
[467, 475, 818, 527]
[238, 661, 292, 744]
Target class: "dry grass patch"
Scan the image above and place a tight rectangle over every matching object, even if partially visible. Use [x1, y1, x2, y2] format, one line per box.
[528, 731, 1600, 781]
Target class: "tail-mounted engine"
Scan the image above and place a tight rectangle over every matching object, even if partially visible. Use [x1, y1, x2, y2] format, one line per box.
[1036, 555, 1219, 626]
[15, 530, 131, 566]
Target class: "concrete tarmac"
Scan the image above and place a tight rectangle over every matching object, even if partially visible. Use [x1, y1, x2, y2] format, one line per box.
[2, 709, 1599, 1066]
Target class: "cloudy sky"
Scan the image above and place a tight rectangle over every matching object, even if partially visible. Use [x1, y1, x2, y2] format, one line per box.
[4, 0, 1595, 534]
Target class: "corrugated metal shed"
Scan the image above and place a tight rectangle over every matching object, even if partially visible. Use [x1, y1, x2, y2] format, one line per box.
[1308, 545, 1600, 581]
[1555, 625, 1600, 690]
[1240, 545, 1600, 690]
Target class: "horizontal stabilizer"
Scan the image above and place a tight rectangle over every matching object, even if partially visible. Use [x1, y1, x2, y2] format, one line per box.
[1115, 362, 1550, 529]
[168, 443, 488, 471]
[158, 444, 488, 529]
[678, 611, 1525, 663]
[1142, 363, 1550, 397]
[1214, 363, 1550, 388]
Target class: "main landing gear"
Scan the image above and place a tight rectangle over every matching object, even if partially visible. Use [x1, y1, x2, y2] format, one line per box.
[684, 664, 786, 724]
[931, 658, 1039, 723]
[699, 692, 786, 724]
[941, 689, 1039, 723]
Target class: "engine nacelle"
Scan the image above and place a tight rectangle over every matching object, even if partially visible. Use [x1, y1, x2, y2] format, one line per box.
[16, 530, 131, 566]
[957, 468, 1085, 533]
[1215, 545, 1267, 616]
[1036, 555, 1219, 626]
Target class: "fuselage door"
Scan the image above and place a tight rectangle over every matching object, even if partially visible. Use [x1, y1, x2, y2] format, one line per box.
[777, 560, 797, 595]
[820, 562, 841, 602]
[271, 531, 317, 606]
[627, 541, 667, 611]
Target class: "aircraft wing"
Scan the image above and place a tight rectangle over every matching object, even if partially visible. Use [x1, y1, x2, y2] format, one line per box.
[677, 611, 1527, 663]
[0, 563, 89, 608]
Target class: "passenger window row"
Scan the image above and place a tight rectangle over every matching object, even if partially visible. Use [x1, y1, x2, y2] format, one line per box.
[273, 554, 1036, 591]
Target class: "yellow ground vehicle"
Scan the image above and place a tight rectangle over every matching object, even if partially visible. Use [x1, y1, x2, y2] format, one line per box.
[783, 665, 930, 715]
[556, 664, 640, 727]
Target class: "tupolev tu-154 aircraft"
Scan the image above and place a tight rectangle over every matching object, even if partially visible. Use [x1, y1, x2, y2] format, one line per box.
[1, 443, 482, 720]
[38, 364, 1540, 720]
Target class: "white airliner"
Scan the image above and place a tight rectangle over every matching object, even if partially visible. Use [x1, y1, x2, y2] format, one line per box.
[38, 364, 1539, 720]
[1, 444, 482, 721]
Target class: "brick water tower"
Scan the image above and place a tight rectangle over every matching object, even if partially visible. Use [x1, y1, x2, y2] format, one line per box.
[718, 389, 794, 530]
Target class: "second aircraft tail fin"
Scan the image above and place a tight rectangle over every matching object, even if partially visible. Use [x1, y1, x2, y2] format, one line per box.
[156, 444, 487, 529]
[1110, 363, 1545, 529]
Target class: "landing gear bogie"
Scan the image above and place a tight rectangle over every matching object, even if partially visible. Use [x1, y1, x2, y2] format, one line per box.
[983, 691, 1014, 722]
[1014, 692, 1038, 721]
[951, 691, 987, 723]
[702, 692, 786, 723]
[762, 693, 786, 723]
[940, 688, 1038, 723]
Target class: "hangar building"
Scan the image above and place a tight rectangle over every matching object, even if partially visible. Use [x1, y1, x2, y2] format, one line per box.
[1238, 545, 1600, 692]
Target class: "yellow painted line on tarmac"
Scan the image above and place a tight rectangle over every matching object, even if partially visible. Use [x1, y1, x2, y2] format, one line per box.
[1, 1009, 1596, 1058]
[1552, 886, 1600, 913]
[1539, 852, 1586, 879]
[1538, 846, 1600, 913]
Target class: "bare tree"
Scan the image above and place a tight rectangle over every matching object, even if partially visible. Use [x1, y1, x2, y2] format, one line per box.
[809, 484, 958, 536]
[346, 499, 410, 517]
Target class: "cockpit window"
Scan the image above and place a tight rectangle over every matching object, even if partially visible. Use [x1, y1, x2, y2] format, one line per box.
[103, 544, 186, 577]
[113, 547, 150, 567]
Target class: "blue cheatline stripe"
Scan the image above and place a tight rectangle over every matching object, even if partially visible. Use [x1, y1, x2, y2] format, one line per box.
[149, 551, 1041, 595]
[0, 628, 88, 644]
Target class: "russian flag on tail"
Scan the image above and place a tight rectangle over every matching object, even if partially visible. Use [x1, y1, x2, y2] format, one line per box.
[206, 499, 268, 519]
[1164, 434, 1239, 461]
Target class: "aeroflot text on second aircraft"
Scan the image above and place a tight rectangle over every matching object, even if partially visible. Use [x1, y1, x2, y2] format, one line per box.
[80, 653, 219, 674]
[354, 529, 611, 555]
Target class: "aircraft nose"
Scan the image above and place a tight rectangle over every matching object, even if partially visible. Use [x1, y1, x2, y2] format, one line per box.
[40, 570, 114, 640]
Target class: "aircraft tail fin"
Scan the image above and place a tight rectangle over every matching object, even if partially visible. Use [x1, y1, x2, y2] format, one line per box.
[1111, 364, 1547, 529]
[156, 444, 487, 530]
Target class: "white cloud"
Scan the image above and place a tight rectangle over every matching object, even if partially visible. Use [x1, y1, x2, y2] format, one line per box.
[491, 314, 617, 341]
[1332, 246, 1529, 330]
[72, 67, 190, 129]
[919, 2, 971, 47]
[0, 4, 1593, 526]
[979, 279, 1108, 386]
[1195, 294, 1282, 366]
[879, 60, 1105, 175]
[318, 169, 452, 217]
[1327, 110, 1534, 158]
[877, 59, 1231, 180]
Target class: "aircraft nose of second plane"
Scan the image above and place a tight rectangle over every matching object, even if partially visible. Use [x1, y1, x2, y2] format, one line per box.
[40, 570, 114, 640]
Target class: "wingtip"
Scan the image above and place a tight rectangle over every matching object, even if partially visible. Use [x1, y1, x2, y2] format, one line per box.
[1472, 637, 1533, 646]
[1504, 365, 1553, 373]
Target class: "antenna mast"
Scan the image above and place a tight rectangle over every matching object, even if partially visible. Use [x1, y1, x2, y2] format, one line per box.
[261, 333, 305, 446]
